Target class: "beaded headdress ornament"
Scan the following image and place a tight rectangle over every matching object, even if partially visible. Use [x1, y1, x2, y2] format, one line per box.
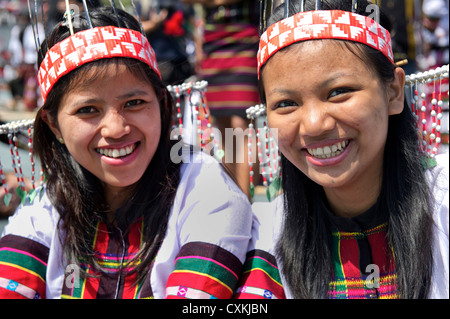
[246, 0, 449, 200]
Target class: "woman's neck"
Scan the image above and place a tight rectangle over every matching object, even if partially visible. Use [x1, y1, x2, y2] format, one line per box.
[323, 177, 382, 218]
[103, 184, 135, 223]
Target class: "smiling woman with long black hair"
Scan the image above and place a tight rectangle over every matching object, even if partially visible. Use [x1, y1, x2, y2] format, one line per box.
[0, 6, 253, 299]
[234, 0, 448, 299]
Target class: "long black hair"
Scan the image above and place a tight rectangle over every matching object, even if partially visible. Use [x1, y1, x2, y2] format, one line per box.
[259, 0, 434, 298]
[34, 7, 181, 284]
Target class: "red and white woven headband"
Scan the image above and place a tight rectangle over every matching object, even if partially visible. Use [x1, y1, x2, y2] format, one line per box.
[257, 10, 394, 77]
[38, 26, 161, 102]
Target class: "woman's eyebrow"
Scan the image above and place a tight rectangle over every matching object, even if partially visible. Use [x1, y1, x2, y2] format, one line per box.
[317, 72, 354, 89]
[115, 89, 152, 100]
[267, 72, 354, 96]
[70, 89, 153, 105]
[267, 87, 298, 96]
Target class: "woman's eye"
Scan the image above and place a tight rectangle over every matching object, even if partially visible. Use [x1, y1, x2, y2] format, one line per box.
[328, 88, 353, 99]
[274, 100, 297, 109]
[125, 99, 145, 108]
[76, 106, 97, 114]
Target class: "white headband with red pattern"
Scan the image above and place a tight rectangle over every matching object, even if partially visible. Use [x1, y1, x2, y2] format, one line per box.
[38, 26, 161, 102]
[257, 9, 394, 77]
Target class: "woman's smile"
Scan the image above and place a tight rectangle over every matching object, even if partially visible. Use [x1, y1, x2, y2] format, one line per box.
[305, 139, 350, 159]
[96, 142, 139, 159]
[304, 139, 352, 167]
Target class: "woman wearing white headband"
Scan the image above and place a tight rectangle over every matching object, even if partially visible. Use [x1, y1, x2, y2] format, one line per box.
[0, 5, 253, 299]
[235, 0, 448, 299]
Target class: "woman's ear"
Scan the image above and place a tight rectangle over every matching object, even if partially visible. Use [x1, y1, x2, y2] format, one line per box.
[41, 109, 62, 141]
[388, 67, 406, 116]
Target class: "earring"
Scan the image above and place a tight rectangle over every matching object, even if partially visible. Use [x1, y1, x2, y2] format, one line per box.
[58, 137, 64, 144]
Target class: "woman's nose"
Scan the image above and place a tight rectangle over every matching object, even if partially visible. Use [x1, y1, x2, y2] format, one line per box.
[100, 109, 131, 139]
[299, 102, 335, 137]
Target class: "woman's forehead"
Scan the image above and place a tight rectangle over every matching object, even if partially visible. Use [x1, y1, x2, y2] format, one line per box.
[262, 40, 372, 76]
[66, 59, 151, 92]
[260, 40, 383, 103]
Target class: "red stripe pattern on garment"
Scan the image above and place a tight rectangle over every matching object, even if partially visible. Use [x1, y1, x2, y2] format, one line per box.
[0, 235, 49, 299]
[165, 242, 243, 299]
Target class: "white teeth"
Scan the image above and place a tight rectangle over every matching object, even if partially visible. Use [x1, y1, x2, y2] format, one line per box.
[307, 140, 349, 159]
[97, 144, 136, 158]
[331, 144, 338, 152]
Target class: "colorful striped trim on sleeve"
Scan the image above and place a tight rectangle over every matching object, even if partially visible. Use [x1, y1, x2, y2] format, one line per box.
[234, 249, 286, 299]
[165, 242, 243, 299]
[0, 234, 49, 299]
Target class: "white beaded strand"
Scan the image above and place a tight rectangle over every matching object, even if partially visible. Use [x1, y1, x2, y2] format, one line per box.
[28, 125, 36, 191]
[405, 65, 449, 157]
[248, 121, 255, 196]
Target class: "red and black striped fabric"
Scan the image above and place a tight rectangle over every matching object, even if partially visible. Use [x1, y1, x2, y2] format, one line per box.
[200, 1, 260, 118]
[328, 223, 398, 299]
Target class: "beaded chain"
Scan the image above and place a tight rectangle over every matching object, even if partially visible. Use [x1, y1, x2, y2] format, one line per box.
[174, 86, 184, 140]
[246, 104, 281, 200]
[406, 65, 449, 158]
[248, 121, 255, 197]
[0, 157, 9, 205]
[167, 81, 221, 159]
[0, 119, 43, 206]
